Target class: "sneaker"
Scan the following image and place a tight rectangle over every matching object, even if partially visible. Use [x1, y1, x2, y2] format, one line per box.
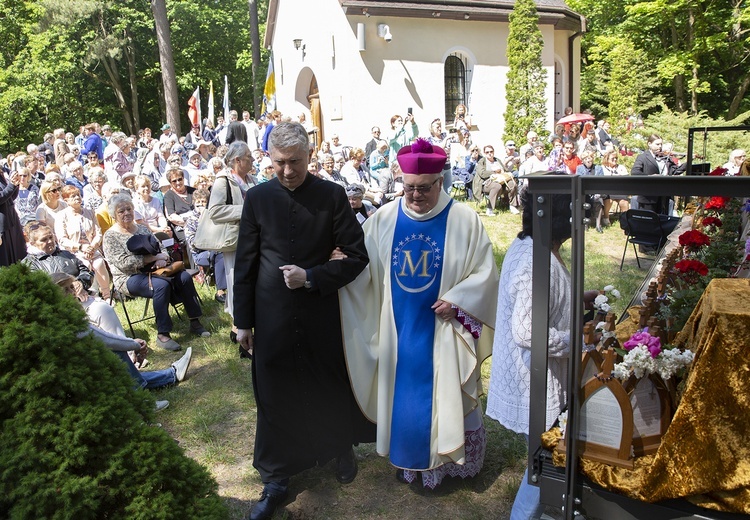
[172, 347, 192, 382]
[509, 205, 520, 215]
[155, 400, 170, 412]
[156, 335, 182, 351]
[190, 321, 211, 338]
[485, 208, 495, 216]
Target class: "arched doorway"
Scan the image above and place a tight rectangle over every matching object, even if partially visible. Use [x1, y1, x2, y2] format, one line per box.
[296, 68, 321, 149]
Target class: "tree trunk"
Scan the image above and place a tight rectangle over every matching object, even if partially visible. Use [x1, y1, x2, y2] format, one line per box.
[151, 0, 180, 136]
[124, 28, 141, 133]
[101, 53, 134, 135]
[248, 0, 262, 118]
[689, 9, 698, 115]
[670, 20, 686, 112]
[727, 73, 750, 120]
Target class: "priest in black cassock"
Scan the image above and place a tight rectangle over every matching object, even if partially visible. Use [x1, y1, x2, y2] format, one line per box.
[234, 122, 374, 520]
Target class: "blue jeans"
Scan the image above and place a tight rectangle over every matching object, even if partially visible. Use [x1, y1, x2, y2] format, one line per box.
[116, 351, 176, 389]
[126, 270, 202, 334]
[510, 435, 545, 520]
[193, 250, 227, 291]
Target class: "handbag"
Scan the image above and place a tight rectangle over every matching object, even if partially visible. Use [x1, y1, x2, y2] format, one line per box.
[192, 177, 239, 252]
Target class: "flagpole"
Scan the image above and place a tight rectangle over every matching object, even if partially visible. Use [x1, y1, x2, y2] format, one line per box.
[223, 75, 230, 123]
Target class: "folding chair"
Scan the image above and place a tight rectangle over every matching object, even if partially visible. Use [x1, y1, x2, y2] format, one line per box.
[450, 180, 468, 200]
[110, 282, 182, 338]
[619, 209, 679, 270]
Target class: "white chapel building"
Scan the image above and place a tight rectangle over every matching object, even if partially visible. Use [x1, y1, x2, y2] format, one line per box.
[264, 0, 585, 149]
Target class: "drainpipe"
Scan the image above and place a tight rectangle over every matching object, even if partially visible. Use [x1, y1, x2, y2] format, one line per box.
[568, 15, 587, 110]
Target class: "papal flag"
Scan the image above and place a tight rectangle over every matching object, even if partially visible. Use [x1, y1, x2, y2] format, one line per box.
[187, 86, 201, 129]
[262, 56, 276, 115]
[207, 80, 215, 127]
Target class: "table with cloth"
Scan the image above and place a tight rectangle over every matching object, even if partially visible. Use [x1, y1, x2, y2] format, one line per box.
[543, 278, 750, 514]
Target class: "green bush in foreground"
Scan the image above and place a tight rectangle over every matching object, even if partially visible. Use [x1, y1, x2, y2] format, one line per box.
[0, 263, 227, 519]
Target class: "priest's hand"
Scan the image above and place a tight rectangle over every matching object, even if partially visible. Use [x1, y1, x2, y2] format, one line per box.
[279, 264, 307, 289]
[237, 328, 254, 356]
[432, 300, 457, 321]
[329, 247, 347, 261]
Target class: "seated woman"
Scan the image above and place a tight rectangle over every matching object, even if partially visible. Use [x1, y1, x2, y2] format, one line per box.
[35, 181, 68, 230]
[102, 193, 210, 352]
[597, 150, 631, 221]
[52, 273, 192, 409]
[133, 175, 171, 237]
[83, 168, 107, 211]
[56, 186, 111, 300]
[162, 167, 194, 244]
[183, 188, 227, 304]
[22, 221, 93, 290]
[13, 167, 41, 226]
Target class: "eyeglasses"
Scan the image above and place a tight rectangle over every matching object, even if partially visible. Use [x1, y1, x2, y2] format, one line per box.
[49, 188, 61, 193]
[170, 178, 184, 184]
[403, 178, 440, 194]
[484, 149, 494, 154]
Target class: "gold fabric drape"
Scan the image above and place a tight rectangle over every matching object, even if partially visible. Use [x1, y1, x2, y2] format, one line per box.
[544, 278, 750, 513]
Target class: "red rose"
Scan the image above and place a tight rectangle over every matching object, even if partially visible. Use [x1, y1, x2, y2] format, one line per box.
[704, 197, 729, 210]
[675, 259, 709, 276]
[678, 229, 711, 248]
[702, 216, 722, 228]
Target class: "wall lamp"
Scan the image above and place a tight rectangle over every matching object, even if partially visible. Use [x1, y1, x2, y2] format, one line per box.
[293, 38, 306, 58]
[377, 24, 392, 42]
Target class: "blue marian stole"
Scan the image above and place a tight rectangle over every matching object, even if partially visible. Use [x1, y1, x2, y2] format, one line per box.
[389, 200, 452, 469]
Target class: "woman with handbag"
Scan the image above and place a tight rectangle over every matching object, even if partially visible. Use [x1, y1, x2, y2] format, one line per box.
[103, 193, 209, 351]
[200, 141, 257, 342]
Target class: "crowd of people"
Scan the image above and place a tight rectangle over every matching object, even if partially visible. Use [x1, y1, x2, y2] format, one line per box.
[2, 105, 749, 520]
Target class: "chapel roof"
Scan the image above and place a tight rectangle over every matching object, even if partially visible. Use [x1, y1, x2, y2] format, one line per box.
[266, 0, 584, 48]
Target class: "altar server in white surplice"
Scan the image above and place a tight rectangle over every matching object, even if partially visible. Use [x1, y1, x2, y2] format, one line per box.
[340, 138, 499, 488]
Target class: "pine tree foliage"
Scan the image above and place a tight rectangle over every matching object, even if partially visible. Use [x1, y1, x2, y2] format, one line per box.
[503, 0, 548, 144]
[0, 264, 227, 519]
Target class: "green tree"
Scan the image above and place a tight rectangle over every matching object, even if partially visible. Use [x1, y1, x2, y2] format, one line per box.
[0, 0, 270, 150]
[571, 0, 750, 120]
[0, 264, 227, 519]
[583, 35, 662, 132]
[503, 0, 548, 144]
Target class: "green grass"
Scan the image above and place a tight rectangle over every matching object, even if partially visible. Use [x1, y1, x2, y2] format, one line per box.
[112, 200, 656, 519]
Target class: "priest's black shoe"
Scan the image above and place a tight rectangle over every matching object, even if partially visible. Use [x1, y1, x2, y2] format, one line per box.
[335, 447, 358, 484]
[395, 468, 409, 484]
[249, 482, 288, 520]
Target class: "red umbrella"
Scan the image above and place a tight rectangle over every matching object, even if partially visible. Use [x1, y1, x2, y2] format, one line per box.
[557, 113, 595, 125]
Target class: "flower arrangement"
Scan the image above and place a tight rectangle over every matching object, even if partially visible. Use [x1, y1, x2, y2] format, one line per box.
[613, 328, 694, 381]
[657, 197, 746, 331]
[593, 285, 620, 314]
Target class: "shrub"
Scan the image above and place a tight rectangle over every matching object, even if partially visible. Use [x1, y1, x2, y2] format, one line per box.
[0, 264, 227, 519]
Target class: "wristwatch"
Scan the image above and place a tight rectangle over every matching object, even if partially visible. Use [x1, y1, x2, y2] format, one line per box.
[303, 280, 312, 290]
